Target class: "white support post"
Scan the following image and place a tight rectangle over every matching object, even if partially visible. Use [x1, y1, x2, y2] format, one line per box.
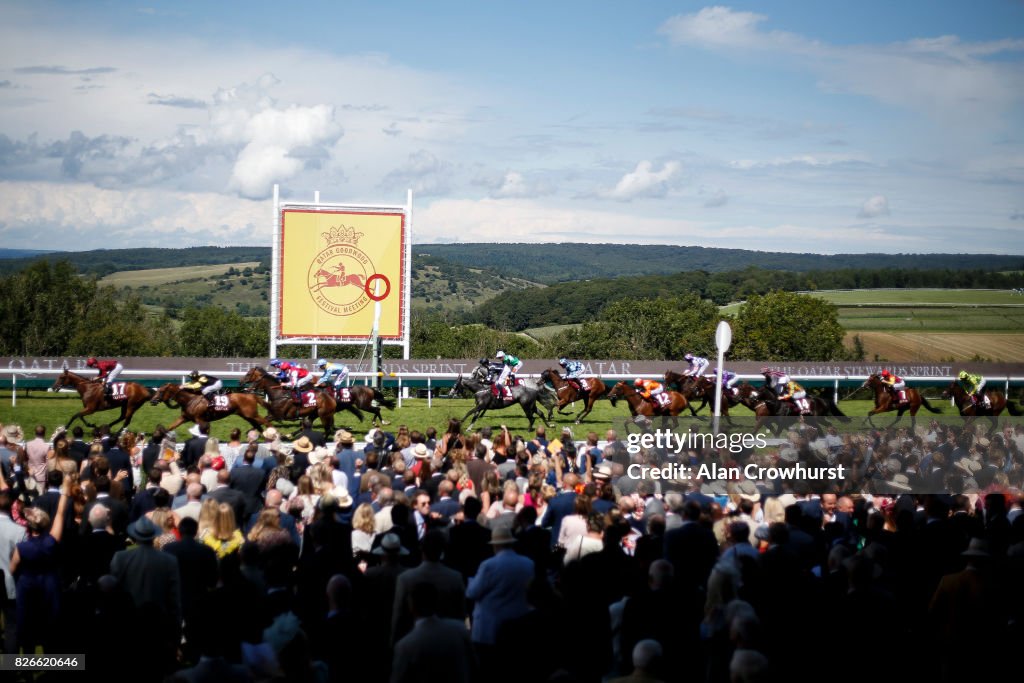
[11, 374, 15, 407]
[427, 377, 432, 408]
[269, 184, 281, 359]
[834, 379, 839, 404]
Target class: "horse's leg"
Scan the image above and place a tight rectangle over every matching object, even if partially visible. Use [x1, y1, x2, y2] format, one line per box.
[165, 414, 189, 431]
[522, 399, 536, 431]
[346, 404, 365, 423]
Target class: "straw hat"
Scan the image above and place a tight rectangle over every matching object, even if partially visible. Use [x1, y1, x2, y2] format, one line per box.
[737, 479, 761, 502]
[308, 446, 330, 466]
[336, 430, 354, 445]
[413, 443, 430, 460]
[3, 424, 24, 443]
[292, 436, 314, 454]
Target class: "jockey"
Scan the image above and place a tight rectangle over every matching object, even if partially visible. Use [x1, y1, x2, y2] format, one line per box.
[269, 358, 289, 382]
[479, 358, 503, 384]
[281, 363, 313, 401]
[315, 358, 350, 389]
[559, 357, 586, 390]
[682, 353, 710, 377]
[778, 379, 808, 410]
[633, 378, 664, 404]
[496, 351, 523, 387]
[714, 368, 740, 395]
[879, 369, 907, 403]
[761, 367, 789, 397]
[86, 357, 123, 395]
[184, 370, 223, 399]
[957, 370, 987, 406]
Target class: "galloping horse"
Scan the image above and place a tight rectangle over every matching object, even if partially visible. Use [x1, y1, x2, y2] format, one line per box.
[150, 383, 271, 432]
[607, 381, 690, 430]
[735, 383, 849, 435]
[241, 367, 343, 436]
[470, 365, 559, 423]
[662, 370, 714, 417]
[449, 374, 545, 431]
[51, 368, 154, 431]
[942, 381, 1022, 431]
[862, 373, 941, 429]
[242, 367, 396, 431]
[539, 368, 608, 424]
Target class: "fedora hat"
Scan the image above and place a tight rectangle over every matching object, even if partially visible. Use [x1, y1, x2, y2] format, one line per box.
[594, 463, 613, 481]
[308, 446, 329, 466]
[961, 537, 990, 558]
[3, 424, 24, 442]
[372, 532, 410, 556]
[127, 517, 159, 544]
[413, 443, 430, 459]
[888, 474, 912, 491]
[737, 479, 761, 502]
[293, 436, 314, 453]
[335, 429, 354, 445]
[489, 526, 517, 545]
[321, 485, 353, 509]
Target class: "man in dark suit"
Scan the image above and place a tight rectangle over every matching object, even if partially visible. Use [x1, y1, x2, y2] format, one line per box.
[512, 506, 551, 578]
[296, 418, 327, 449]
[78, 504, 125, 589]
[541, 472, 579, 547]
[446, 497, 493, 582]
[163, 516, 218, 662]
[32, 470, 76, 535]
[68, 426, 90, 465]
[229, 447, 267, 518]
[208, 468, 247, 527]
[663, 500, 719, 597]
[181, 424, 208, 470]
[392, 530, 466, 645]
[392, 582, 477, 683]
[104, 434, 134, 499]
[82, 475, 129, 538]
[129, 468, 164, 523]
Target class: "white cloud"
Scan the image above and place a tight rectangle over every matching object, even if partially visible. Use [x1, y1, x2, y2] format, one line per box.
[729, 153, 868, 170]
[603, 160, 682, 201]
[858, 195, 890, 218]
[659, 6, 1024, 125]
[380, 150, 452, 197]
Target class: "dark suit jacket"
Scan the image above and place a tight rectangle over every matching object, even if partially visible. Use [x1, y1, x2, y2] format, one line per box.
[663, 521, 719, 595]
[129, 485, 161, 523]
[69, 439, 90, 465]
[141, 442, 162, 475]
[104, 447, 134, 496]
[229, 464, 266, 517]
[514, 525, 552, 576]
[181, 436, 208, 470]
[32, 489, 76, 533]
[208, 486, 248, 528]
[110, 544, 181, 628]
[83, 496, 130, 538]
[79, 530, 125, 587]
[392, 560, 466, 644]
[163, 537, 218, 616]
[432, 496, 460, 521]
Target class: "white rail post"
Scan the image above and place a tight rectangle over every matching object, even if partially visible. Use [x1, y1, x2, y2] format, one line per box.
[397, 376, 403, 409]
[834, 379, 839, 404]
[11, 374, 16, 408]
[427, 377, 432, 409]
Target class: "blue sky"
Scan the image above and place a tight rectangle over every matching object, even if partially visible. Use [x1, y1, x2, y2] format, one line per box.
[1, 1, 1022, 253]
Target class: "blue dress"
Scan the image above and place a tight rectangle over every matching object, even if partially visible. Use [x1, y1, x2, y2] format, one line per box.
[15, 534, 61, 649]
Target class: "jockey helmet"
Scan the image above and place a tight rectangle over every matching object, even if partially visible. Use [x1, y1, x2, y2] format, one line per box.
[958, 370, 969, 380]
[316, 359, 327, 369]
[479, 358, 488, 366]
[685, 353, 694, 361]
[189, 370, 199, 380]
[279, 362, 292, 371]
[558, 358, 567, 366]
[86, 357, 97, 366]
[760, 366, 771, 374]
[634, 378, 644, 387]
[269, 359, 281, 367]
[881, 369, 891, 378]
[496, 351, 505, 359]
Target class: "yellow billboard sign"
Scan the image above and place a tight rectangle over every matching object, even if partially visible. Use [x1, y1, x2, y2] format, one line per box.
[278, 209, 406, 340]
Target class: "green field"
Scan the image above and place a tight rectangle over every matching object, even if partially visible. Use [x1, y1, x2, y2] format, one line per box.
[523, 324, 582, 340]
[0, 391, 1001, 444]
[101, 262, 263, 287]
[806, 288, 1024, 306]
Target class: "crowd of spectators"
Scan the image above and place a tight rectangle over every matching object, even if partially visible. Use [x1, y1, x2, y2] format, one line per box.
[0, 415, 1021, 682]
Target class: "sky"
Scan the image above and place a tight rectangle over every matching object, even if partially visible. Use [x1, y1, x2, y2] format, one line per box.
[1, 1, 1023, 254]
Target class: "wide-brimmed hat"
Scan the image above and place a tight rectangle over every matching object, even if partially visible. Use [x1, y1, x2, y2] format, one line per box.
[489, 526, 517, 545]
[127, 517, 159, 543]
[413, 443, 430, 459]
[292, 436, 314, 453]
[320, 485, 353, 509]
[961, 537, 990, 557]
[976, 437, 991, 449]
[594, 463, 613, 481]
[372, 532, 410, 556]
[955, 458, 982, 475]
[778, 447, 798, 463]
[888, 474, 912, 491]
[262, 427, 279, 442]
[3, 424, 24, 442]
[365, 428, 379, 443]
[336, 430, 354, 445]
[309, 446, 330, 466]
[737, 480, 761, 502]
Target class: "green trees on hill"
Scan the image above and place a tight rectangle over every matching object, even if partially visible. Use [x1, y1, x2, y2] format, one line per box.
[730, 291, 847, 361]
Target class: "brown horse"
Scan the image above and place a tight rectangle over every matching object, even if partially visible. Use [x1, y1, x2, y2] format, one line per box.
[51, 368, 154, 431]
[607, 381, 690, 430]
[243, 366, 396, 429]
[150, 383, 271, 432]
[735, 383, 848, 435]
[862, 374, 941, 429]
[942, 381, 1022, 431]
[240, 367, 343, 437]
[661, 370, 708, 417]
[539, 368, 608, 424]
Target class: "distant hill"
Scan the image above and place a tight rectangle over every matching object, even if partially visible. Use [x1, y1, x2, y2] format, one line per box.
[0, 248, 55, 260]
[3, 246, 271, 276]
[414, 244, 1024, 284]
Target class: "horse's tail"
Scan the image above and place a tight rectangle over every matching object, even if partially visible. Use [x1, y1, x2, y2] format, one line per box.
[373, 388, 395, 409]
[1005, 399, 1023, 416]
[826, 397, 851, 422]
[919, 395, 942, 414]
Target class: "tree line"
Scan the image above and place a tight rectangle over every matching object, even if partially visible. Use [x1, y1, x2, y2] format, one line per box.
[466, 266, 1024, 331]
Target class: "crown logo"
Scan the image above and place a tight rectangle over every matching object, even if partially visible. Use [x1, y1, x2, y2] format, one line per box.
[321, 224, 363, 245]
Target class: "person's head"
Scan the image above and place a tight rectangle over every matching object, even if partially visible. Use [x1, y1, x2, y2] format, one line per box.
[217, 468, 231, 485]
[414, 491, 431, 516]
[648, 559, 673, 591]
[837, 496, 855, 514]
[407, 581, 439, 619]
[730, 649, 770, 682]
[728, 521, 751, 545]
[326, 573, 351, 612]
[252, 508, 281, 533]
[88, 504, 111, 531]
[212, 502, 237, 540]
[353, 503, 376, 534]
[177, 516, 199, 539]
[502, 482, 520, 508]
[46, 469, 64, 490]
[631, 640, 662, 674]
[264, 488, 283, 509]
[463, 495, 483, 519]
[23, 507, 52, 535]
[821, 493, 837, 515]
[421, 529, 446, 562]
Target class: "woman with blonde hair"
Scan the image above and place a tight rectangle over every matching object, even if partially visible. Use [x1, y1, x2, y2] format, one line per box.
[203, 503, 244, 559]
[350, 503, 377, 556]
[149, 507, 179, 550]
[197, 498, 220, 540]
[247, 508, 292, 550]
[479, 470, 502, 513]
[287, 475, 320, 523]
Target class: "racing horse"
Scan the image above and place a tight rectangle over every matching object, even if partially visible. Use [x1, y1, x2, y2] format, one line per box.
[735, 383, 849, 436]
[449, 374, 546, 431]
[242, 367, 343, 437]
[607, 381, 690, 431]
[661, 370, 712, 417]
[942, 381, 1022, 431]
[150, 382, 271, 432]
[862, 373, 941, 429]
[470, 365, 559, 423]
[539, 368, 608, 424]
[51, 367, 154, 431]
